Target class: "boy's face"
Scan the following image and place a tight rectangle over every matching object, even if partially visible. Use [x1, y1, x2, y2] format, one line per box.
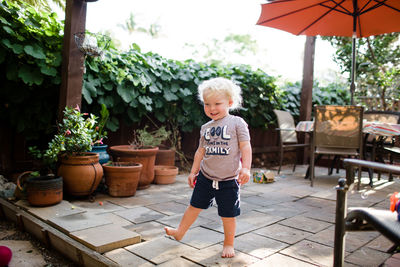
[203, 92, 233, 121]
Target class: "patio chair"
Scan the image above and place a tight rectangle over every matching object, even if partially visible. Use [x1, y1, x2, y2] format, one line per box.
[273, 110, 309, 174]
[334, 158, 400, 267]
[310, 105, 363, 187]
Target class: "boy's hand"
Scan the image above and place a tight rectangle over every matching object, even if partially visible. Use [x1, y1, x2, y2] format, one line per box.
[188, 173, 197, 188]
[238, 168, 251, 185]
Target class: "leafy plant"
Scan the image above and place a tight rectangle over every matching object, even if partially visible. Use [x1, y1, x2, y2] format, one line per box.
[130, 126, 170, 149]
[0, 0, 63, 140]
[29, 106, 98, 172]
[91, 103, 109, 145]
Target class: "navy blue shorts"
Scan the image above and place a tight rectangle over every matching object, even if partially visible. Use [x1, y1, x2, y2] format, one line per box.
[190, 172, 240, 218]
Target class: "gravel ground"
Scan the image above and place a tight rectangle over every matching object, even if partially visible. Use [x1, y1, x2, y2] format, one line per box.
[0, 218, 76, 267]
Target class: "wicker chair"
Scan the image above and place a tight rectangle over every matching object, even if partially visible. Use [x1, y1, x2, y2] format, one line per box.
[273, 110, 309, 174]
[310, 105, 364, 187]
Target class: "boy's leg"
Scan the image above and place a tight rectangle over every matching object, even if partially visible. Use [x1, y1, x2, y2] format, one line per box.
[221, 217, 236, 258]
[164, 205, 202, 241]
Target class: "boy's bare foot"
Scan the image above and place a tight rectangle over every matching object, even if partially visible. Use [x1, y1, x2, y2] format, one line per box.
[164, 227, 183, 241]
[221, 245, 235, 258]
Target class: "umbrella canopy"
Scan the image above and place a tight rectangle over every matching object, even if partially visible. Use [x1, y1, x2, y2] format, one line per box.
[257, 0, 400, 104]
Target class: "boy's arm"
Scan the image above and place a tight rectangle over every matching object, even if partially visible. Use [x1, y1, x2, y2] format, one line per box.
[188, 147, 205, 188]
[238, 140, 252, 185]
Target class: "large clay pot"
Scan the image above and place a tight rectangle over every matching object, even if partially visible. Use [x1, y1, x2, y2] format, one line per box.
[103, 162, 142, 197]
[90, 144, 110, 164]
[17, 172, 63, 206]
[154, 165, 179, 185]
[109, 145, 158, 189]
[57, 152, 103, 196]
[155, 148, 176, 166]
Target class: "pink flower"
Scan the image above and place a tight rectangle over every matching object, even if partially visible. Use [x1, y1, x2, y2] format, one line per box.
[83, 113, 89, 115]
[74, 104, 80, 111]
[65, 129, 71, 136]
[95, 126, 99, 131]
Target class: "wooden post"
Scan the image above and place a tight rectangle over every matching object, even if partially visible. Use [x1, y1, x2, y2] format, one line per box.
[299, 36, 316, 163]
[59, 0, 87, 120]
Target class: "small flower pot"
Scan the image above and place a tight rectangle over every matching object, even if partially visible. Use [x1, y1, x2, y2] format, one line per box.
[154, 165, 179, 185]
[103, 162, 142, 197]
[109, 145, 158, 189]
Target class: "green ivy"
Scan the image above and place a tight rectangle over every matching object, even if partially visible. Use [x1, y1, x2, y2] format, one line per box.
[0, 0, 62, 140]
[82, 48, 280, 133]
[1, 0, 350, 146]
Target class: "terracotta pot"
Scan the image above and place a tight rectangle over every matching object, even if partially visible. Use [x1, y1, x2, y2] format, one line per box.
[17, 172, 63, 206]
[109, 145, 159, 189]
[57, 152, 103, 196]
[103, 162, 142, 197]
[154, 165, 179, 184]
[155, 148, 176, 166]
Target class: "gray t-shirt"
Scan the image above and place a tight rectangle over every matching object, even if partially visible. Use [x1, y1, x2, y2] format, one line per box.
[199, 114, 250, 181]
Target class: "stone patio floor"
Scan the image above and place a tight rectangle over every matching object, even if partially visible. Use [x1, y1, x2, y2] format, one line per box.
[3, 164, 400, 266]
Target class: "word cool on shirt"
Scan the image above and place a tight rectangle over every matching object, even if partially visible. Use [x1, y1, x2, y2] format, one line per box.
[204, 125, 231, 156]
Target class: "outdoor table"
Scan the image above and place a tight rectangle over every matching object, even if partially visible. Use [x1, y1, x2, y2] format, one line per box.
[295, 120, 400, 180]
[296, 120, 400, 136]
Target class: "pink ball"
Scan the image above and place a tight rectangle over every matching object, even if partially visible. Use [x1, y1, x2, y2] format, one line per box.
[0, 246, 12, 267]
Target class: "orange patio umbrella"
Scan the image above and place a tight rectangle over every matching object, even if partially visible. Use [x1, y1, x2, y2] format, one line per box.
[256, 0, 400, 104]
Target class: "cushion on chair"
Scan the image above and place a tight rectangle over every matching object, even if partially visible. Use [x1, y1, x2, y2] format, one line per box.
[315, 147, 359, 156]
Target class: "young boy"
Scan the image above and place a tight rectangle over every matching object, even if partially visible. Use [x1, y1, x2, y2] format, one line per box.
[165, 77, 252, 258]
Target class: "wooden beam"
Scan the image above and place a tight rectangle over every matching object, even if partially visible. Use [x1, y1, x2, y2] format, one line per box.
[59, 0, 87, 120]
[300, 36, 315, 122]
[299, 36, 316, 163]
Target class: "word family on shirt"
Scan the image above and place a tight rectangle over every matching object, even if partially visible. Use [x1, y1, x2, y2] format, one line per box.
[204, 125, 231, 156]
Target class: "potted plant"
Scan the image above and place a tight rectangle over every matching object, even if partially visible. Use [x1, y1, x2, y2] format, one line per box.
[16, 170, 63, 207]
[30, 106, 103, 197]
[90, 104, 110, 164]
[109, 126, 171, 189]
[102, 161, 142, 197]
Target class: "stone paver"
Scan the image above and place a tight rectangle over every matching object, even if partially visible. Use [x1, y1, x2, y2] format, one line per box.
[146, 201, 188, 216]
[114, 206, 165, 224]
[157, 257, 202, 266]
[125, 237, 197, 265]
[248, 252, 317, 267]
[345, 247, 391, 266]
[69, 197, 126, 214]
[366, 235, 394, 252]
[70, 224, 141, 253]
[183, 244, 259, 266]
[4, 165, 398, 267]
[125, 221, 167, 241]
[157, 213, 214, 229]
[235, 232, 288, 259]
[179, 226, 224, 249]
[104, 248, 154, 266]
[279, 215, 332, 233]
[15, 199, 84, 220]
[48, 212, 111, 233]
[306, 225, 380, 252]
[254, 223, 312, 244]
[280, 239, 334, 267]
[255, 203, 308, 218]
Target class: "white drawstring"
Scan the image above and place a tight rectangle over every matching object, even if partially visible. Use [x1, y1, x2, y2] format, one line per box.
[212, 180, 219, 190]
